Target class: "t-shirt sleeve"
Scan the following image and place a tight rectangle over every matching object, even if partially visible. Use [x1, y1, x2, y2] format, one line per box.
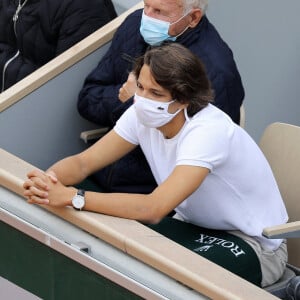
[113, 106, 139, 145]
[176, 121, 233, 171]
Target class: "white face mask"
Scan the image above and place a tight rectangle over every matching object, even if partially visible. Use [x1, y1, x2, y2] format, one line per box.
[140, 10, 190, 46]
[134, 93, 182, 128]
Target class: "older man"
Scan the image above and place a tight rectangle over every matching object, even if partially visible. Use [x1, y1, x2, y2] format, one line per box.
[77, 0, 244, 193]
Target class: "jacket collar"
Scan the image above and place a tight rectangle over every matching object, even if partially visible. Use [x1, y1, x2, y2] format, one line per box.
[176, 15, 208, 45]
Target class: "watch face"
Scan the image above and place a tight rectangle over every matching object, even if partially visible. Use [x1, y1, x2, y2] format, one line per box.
[72, 195, 85, 210]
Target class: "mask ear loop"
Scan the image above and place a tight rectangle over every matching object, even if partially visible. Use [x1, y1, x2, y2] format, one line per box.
[184, 107, 190, 122]
[169, 10, 192, 39]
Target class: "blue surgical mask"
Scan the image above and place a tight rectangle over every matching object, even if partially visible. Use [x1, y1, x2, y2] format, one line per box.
[140, 11, 189, 46]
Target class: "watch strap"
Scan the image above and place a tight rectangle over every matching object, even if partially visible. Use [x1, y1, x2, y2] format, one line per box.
[77, 189, 85, 197]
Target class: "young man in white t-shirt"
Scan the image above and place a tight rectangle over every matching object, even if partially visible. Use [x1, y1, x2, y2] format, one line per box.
[24, 43, 288, 287]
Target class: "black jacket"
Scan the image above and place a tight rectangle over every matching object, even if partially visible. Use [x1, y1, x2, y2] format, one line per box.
[0, 0, 117, 92]
[77, 9, 245, 193]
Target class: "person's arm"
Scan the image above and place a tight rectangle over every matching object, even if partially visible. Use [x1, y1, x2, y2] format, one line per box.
[83, 165, 209, 223]
[77, 12, 143, 126]
[55, 0, 117, 55]
[24, 129, 136, 194]
[59, 129, 137, 181]
[77, 54, 126, 126]
[25, 161, 209, 224]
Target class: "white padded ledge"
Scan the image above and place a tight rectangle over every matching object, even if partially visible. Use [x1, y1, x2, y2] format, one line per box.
[263, 221, 300, 239]
[0, 148, 278, 300]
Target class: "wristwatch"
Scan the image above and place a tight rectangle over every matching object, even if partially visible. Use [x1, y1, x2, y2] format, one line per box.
[72, 189, 85, 211]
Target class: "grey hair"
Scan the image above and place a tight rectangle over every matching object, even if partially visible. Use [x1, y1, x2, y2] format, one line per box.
[182, 0, 208, 14]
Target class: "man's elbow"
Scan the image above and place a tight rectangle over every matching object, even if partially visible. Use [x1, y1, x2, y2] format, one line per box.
[145, 216, 163, 225]
[140, 207, 167, 225]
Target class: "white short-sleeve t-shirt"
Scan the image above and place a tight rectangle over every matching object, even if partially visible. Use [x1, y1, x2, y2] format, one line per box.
[114, 104, 288, 250]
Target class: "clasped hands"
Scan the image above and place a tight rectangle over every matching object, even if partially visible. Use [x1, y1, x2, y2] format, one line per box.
[23, 169, 75, 207]
[118, 72, 137, 102]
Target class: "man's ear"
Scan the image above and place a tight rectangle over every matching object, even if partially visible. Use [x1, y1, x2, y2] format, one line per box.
[188, 9, 203, 28]
[179, 102, 189, 111]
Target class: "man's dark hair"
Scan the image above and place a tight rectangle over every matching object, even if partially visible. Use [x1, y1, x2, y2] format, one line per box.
[133, 43, 214, 116]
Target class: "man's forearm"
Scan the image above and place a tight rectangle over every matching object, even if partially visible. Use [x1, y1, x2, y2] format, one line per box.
[47, 155, 87, 186]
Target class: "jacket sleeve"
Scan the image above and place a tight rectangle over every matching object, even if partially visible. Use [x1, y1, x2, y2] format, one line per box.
[77, 50, 131, 126]
[77, 16, 138, 127]
[209, 69, 245, 124]
[54, 0, 117, 55]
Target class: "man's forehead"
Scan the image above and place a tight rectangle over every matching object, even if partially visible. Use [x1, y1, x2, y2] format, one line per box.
[163, 0, 183, 6]
[146, 0, 183, 9]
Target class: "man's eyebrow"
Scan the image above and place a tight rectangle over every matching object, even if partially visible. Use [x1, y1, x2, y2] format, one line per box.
[150, 88, 165, 94]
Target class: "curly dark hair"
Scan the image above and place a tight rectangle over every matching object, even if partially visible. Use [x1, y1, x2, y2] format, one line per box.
[133, 43, 214, 116]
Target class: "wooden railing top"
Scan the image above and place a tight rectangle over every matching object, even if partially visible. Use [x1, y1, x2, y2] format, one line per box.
[0, 2, 144, 113]
[0, 148, 278, 300]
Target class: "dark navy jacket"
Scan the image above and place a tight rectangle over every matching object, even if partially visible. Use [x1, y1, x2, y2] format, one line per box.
[0, 0, 117, 92]
[77, 9, 245, 193]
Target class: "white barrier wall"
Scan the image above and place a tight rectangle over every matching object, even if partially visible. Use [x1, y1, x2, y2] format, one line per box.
[207, 0, 300, 141]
